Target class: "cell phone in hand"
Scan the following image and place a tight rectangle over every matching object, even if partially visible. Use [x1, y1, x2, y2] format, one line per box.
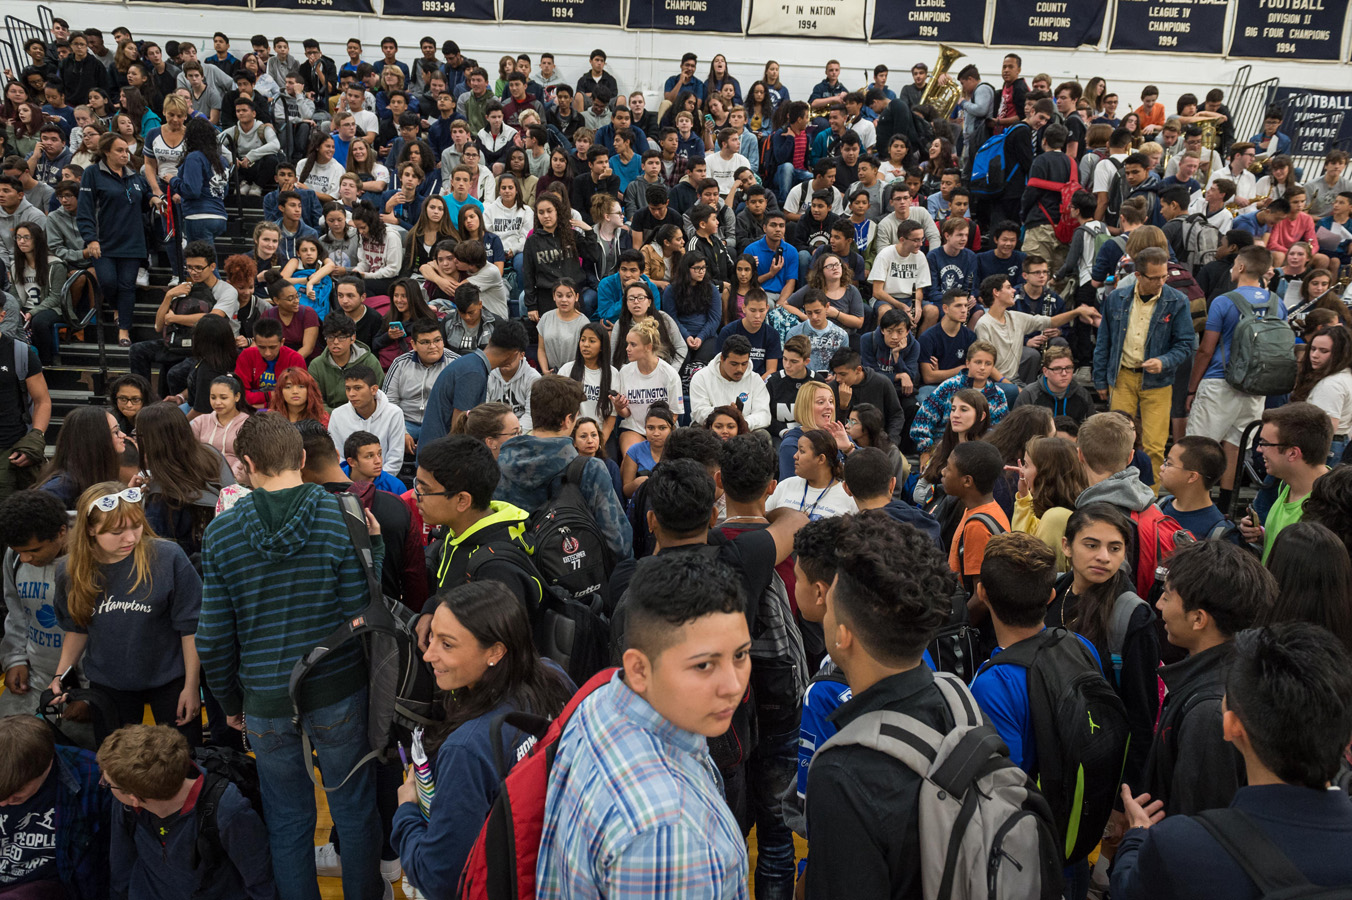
[390, 321, 405, 335]
[59, 666, 79, 694]
[1246, 505, 1259, 526]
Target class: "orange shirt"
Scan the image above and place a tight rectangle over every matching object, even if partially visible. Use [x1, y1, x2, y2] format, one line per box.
[949, 500, 1011, 578]
[1135, 103, 1166, 129]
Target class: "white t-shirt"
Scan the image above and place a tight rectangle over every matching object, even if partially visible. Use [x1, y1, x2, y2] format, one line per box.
[976, 308, 1051, 379]
[301, 159, 347, 198]
[1308, 370, 1352, 435]
[1091, 153, 1129, 194]
[557, 361, 624, 422]
[618, 359, 682, 434]
[706, 152, 751, 194]
[869, 247, 931, 301]
[851, 118, 876, 153]
[766, 476, 858, 522]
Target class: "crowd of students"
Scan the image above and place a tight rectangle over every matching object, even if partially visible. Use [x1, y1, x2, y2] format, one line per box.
[1, 17, 1352, 900]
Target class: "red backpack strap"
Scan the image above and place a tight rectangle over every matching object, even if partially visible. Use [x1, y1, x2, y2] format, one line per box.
[1067, 155, 1078, 186]
[534, 667, 618, 751]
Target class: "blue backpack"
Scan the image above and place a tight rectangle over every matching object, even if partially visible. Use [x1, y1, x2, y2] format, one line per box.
[970, 123, 1030, 197]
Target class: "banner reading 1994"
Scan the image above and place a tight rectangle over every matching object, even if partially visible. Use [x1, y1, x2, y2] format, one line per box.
[991, 0, 1108, 48]
[1109, 0, 1228, 54]
[626, 0, 743, 32]
[870, 0, 986, 44]
[1228, 0, 1350, 61]
[502, 0, 622, 25]
[746, 0, 869, 39]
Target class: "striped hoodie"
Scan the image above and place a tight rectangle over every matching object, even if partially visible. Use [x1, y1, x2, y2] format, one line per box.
[197, 482, 383, 718]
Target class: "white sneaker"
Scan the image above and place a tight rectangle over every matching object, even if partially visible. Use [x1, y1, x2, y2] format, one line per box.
[401, 876, 425, 899]
[135, 267, 150, 287]
[314, 843, 342, 877]
[380, 858, 402, 883]
[381, 878, 394, 900]
[166, 276, 181, 287]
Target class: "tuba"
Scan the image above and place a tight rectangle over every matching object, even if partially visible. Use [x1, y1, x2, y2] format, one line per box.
[918, 44, 965, 118]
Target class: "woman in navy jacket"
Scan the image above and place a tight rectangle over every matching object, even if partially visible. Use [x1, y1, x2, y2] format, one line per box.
[661, 253, 723, 373]
[78, 132, 153, 346]
[393, 581, 574, 897]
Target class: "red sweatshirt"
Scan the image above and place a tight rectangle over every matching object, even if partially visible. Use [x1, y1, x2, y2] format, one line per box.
[235, 344, 306, 407]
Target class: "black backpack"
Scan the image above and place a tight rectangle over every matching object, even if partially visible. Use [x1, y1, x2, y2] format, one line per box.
[166, 282, 217, 348]
[524, 455, 615, 611]
[465, 539, 610, 686]
[979, 627, 1131, 865]
[1103, 158, 1129, 226]
[288, 492, 440, 789]
[1195, 808, 1351, 899]
[118, 746, 263, 898]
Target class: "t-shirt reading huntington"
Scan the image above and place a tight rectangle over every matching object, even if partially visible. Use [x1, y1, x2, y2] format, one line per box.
[618, 358, 682, 434]
[869, 246, 931, 304]
[0, 771, 57, 886]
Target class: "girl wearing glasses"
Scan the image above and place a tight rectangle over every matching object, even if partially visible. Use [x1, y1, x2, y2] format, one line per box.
[50, 481, 204, 745]
[107, 373, 154, 435]
[450, 402, 520, 459]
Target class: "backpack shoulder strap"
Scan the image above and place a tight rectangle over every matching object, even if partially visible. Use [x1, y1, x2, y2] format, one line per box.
[1108, 591, 1143, 658]
[563, 454, 591, 489]
[13, 339, 27, 383]
[189, 774, 232, 875]
[957, 511, 1005, 561]
[1194, 808, 1313, 894]
[1222, 289, 1254, 317]
[813, 708, 944, 779]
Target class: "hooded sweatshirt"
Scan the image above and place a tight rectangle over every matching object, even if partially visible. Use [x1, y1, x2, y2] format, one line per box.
[494, 436, 634, 561]
[433, 501, 542, 609]
[1012, 375, 1096, 422]
[688, 355, 772, 430]
[171, 151, 230, 221]
[357, 224, 405, 280]
[0, 198, 48, 267]
[487, 362, 541, 432]
[327, 389, 407, 475]
[1, 548, 64, 686]
[319, 224, 361, 270]
[197, 483, 383, 717]
[77, 162, 152, 259]
[1075, 466, 1155, 515]
[308, 342, 384, 410]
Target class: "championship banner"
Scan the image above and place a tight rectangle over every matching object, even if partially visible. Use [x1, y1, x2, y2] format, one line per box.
[870, 0, 985, 44]
[746, 0, 868, 39]
[1272, 87, 1352, 153]
[132, 0, 248, 8]
[255, 0, 373, 11]
[502, 0, 622, 25]
[380, 0, 495, 20]
[990, 0, 1107, 48]
[625, 0, 743, 34]
[1108, 0, 1227, 54]
[1228, 0, 1349, 61]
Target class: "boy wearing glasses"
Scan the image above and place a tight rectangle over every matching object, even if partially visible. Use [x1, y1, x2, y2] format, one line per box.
[1013, 345, 1094, 423]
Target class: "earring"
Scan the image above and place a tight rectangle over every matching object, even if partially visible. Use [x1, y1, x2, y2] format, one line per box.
[488, 660, 497, 667]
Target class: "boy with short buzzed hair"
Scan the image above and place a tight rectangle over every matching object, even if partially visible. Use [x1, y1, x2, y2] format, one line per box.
[943, 440, 1010, 597]
[1157, 435, 1236, 542]
[342, 429, 407, 496]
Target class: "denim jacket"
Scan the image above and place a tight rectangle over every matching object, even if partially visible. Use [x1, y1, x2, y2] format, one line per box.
[1092, 283, 1197, 391]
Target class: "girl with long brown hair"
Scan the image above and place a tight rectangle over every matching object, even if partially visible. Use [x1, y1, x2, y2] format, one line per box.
[1011, 434, 1088, 571]
[50, 481, 203, 744]
[136, 401, 235, 554]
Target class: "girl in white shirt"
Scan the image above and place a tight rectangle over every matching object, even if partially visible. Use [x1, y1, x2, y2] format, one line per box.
[558, 322, 624, 448]
[1294, 324, 1352, 463]
[618, 318, 682, 454]
[299, 133, 347, 202]
[767, 427, 858, 521]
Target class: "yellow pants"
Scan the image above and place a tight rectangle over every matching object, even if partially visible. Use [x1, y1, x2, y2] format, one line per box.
[1109, 368, 1170, 491]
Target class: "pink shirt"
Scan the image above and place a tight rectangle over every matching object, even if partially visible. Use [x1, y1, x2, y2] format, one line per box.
[1266, 212, 1317, 253]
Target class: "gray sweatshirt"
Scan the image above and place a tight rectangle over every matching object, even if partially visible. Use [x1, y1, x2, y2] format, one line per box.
[219, 120, 281, 164]
[1, 549, 64, 682]
[45, 207, 86, 268]
[55, 538, 202, 690]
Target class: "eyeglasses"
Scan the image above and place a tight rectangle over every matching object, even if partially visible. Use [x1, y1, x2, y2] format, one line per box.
[116, 395, 144, 405]
[185, 263, 210, 274]
[414, 485, 456, 500]
[1044, 366, 1074, 375]
[1254, 438, 1292, 451]
[87, 487, 142, 514]
[497, 427, 522, 439]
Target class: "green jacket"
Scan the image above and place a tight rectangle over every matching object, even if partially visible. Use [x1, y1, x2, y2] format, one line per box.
[307, 342, 384, 410]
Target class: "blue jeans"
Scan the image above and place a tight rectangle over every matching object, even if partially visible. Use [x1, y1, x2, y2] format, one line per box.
[580, 287, 598, 319]
[748, 737, 798, 900]
[996, 381, 1020, 406]
[92, 256, 141, 331]
[405, 420, 422, 441]
[774, 163, 810, 204]
[511, 253, 527, 317]
[182, 216, 228, 250]
[247, 688, 383, 900]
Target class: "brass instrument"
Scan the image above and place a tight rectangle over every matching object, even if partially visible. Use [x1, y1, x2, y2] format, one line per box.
[918, 44, 965, 118]
[1198, 119, 1218, 153]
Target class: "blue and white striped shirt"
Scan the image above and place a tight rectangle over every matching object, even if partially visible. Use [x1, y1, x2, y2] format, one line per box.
[536, 671, 748, 900]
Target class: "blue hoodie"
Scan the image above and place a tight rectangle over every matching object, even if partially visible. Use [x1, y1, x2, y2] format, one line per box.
[926, 246, 979, 305]
[171, 151, 230, 220]
[110, 767, 275, 900]
[596, 272, 659, 324]
[859, 327, 921, 383]
[77, 162, 152, 258]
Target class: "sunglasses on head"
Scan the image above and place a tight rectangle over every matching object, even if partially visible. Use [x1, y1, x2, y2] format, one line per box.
[87, 487, 142, 514]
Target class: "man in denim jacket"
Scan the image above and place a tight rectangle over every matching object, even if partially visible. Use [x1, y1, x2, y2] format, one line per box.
[1092, 246, 1197, 485]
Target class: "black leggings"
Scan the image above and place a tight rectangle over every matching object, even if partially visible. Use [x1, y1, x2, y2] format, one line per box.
[89, 675, 202, 747]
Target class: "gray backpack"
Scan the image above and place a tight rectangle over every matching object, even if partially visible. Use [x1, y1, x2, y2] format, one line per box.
[811, 673, 1062, 900]
[1222, 290, 1297, 396]
[1181, 213, 1221, 269]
